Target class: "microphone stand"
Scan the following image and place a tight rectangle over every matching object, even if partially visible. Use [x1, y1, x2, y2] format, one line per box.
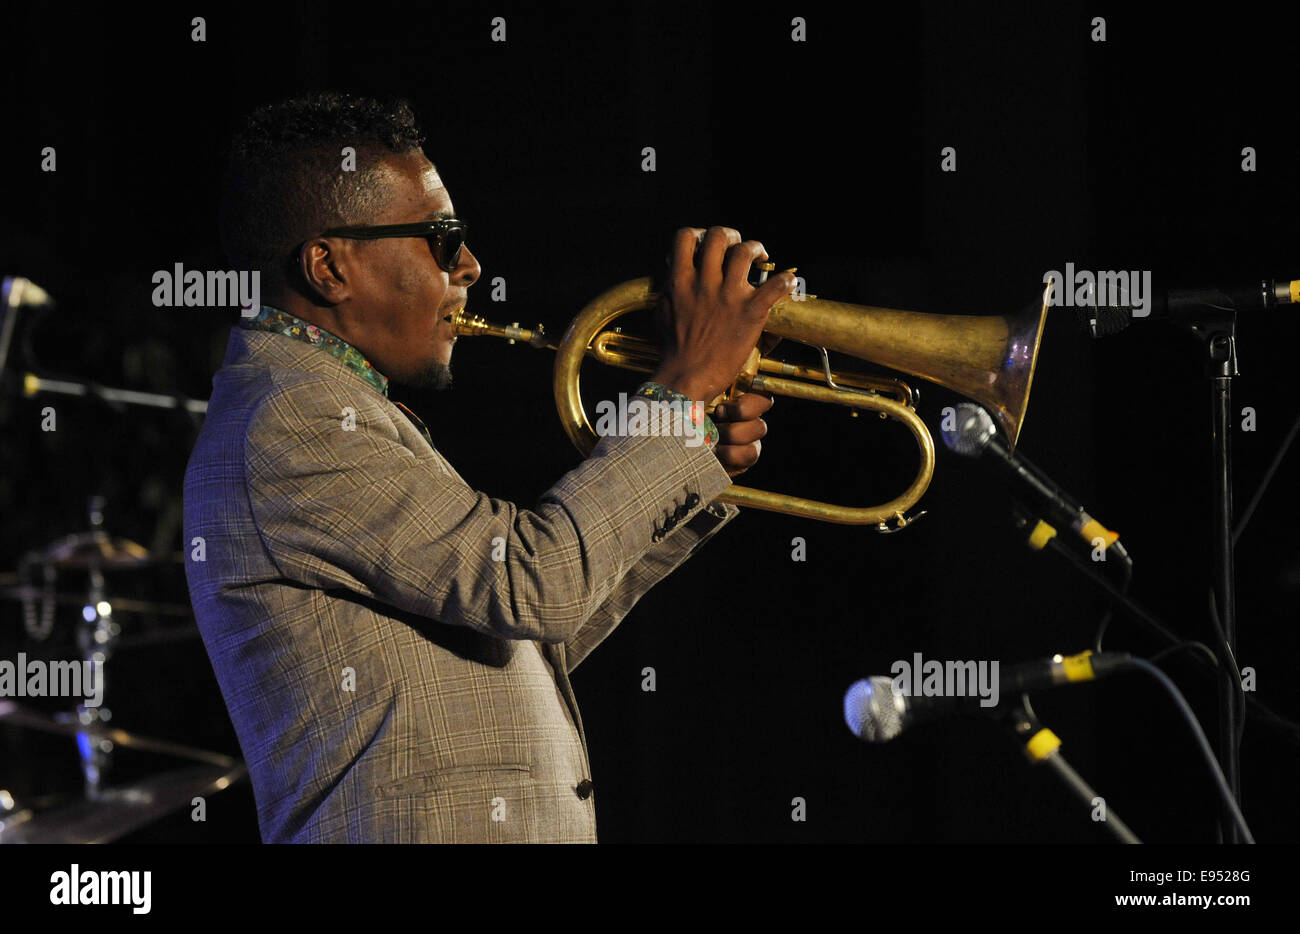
[1012, 278, 1299, 842]
[1003, 695, 1140, 844]
[1197, 312, 1243, 844]
[19, 371, 209, 414]
[1079, 288, 1266, 843]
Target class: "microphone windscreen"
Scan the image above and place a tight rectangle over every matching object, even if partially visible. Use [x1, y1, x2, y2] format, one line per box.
[942, 403, 996, 458]
[1075, 303, 1131, 338]
[844, 676, 904, 743]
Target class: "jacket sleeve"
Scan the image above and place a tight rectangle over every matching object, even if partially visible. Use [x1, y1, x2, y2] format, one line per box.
[244, 372, 735, 647]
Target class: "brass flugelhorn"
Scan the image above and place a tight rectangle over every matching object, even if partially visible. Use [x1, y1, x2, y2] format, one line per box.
[450, 272, 1051, 530]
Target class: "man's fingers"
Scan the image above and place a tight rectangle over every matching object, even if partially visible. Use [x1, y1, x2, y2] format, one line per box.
[670, 227, 706, 289]
[714, 391, 771, 474]
[716, 440, 762, 473]
[716, 417, 767, 446]
[750, 269, 799, 313]
[697, 227, 742, 290]
[722, 240, 768, 293]
[713, 392, 774, 421]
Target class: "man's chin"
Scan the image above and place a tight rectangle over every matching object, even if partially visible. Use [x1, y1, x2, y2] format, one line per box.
[405, 362, 453, 391]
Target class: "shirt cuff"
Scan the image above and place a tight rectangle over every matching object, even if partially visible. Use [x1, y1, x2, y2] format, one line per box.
[633, 381, 720, 450]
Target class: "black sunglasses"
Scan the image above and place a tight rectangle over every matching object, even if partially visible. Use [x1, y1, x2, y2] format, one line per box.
[319, 218, 469, 272]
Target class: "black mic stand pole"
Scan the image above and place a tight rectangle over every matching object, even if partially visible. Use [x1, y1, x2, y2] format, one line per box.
[1003, 695, 1141, 844]
[1199, 313, 1243, 844]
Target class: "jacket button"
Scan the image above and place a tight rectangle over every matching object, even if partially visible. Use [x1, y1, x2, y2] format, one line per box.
[662, 515, 677, 530]
[651, 528, 666, 543]
[575, 779, 594, 800]
[686, 493, 700, 508]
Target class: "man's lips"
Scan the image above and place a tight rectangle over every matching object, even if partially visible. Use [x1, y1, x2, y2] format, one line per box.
[440, 298, 467, 324]
[440, 303, 465, 341]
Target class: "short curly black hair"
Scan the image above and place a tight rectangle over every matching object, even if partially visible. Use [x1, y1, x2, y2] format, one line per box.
[219, 92, 427, 282]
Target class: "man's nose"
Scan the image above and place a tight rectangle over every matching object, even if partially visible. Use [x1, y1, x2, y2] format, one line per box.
[454, 244, 481, 286]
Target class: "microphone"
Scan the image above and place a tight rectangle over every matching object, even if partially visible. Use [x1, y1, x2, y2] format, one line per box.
[1, 277, 55, 381]
[843, 651, 1133, 743]
[2, 276, 54, 310]
[942, 403, 1128, 560]
[1075, 277, 1296, 338]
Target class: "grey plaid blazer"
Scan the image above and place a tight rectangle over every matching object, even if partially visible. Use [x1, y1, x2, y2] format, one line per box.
[183, 326, 737, 843]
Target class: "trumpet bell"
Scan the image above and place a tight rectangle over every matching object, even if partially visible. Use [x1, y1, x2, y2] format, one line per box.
[763, 284, 1049, 449]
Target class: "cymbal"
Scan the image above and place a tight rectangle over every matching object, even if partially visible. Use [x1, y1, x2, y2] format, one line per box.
[22, 533, 183, 571]
[0, 762, 247, 844]
[0, 585, 192, 617]
[0, 701, 238, 768]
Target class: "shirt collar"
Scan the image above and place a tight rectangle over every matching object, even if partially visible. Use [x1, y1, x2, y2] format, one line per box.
[239, 305, 389, 397]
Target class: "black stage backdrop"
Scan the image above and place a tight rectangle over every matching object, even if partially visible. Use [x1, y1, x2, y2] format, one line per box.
[1, 2, 1297, 844]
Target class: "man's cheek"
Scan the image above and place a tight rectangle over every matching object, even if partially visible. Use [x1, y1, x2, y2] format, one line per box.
[392, 256, 434, 296]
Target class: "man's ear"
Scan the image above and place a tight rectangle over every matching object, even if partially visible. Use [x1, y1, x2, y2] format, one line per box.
[298, 238, 352, 303]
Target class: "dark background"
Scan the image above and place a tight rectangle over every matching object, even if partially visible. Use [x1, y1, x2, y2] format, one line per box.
[1, 2, 1297, 843]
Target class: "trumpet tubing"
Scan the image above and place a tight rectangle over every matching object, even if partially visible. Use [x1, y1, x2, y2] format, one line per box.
[452, 276, 1050, 529]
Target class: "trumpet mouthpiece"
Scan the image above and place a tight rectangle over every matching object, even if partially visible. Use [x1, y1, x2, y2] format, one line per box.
[449, 308, 552, 349]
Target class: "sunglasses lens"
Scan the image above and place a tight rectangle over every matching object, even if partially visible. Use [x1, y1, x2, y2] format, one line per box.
[438, 227, 465, 270]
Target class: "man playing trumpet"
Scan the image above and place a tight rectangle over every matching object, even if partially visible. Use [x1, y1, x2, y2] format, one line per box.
[183, 92, 795, 842]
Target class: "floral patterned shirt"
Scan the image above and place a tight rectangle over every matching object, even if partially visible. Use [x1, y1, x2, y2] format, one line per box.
[239, 305, 389, 398]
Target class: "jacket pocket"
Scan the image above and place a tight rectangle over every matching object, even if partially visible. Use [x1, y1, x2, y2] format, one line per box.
[376, 763, 532, 798]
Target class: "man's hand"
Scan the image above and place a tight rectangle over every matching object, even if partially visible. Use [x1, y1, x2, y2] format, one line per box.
[711, 391, 773, 477]
[650, 226, 797, 404]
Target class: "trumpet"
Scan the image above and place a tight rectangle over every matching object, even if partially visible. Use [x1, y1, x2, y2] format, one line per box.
[450, 271, 1051, 531]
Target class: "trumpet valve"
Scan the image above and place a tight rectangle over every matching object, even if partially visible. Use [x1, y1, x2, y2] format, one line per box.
[711, 346, 763, 411]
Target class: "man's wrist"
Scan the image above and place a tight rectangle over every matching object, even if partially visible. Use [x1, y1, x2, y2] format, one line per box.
[648, 369, 708, 402]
